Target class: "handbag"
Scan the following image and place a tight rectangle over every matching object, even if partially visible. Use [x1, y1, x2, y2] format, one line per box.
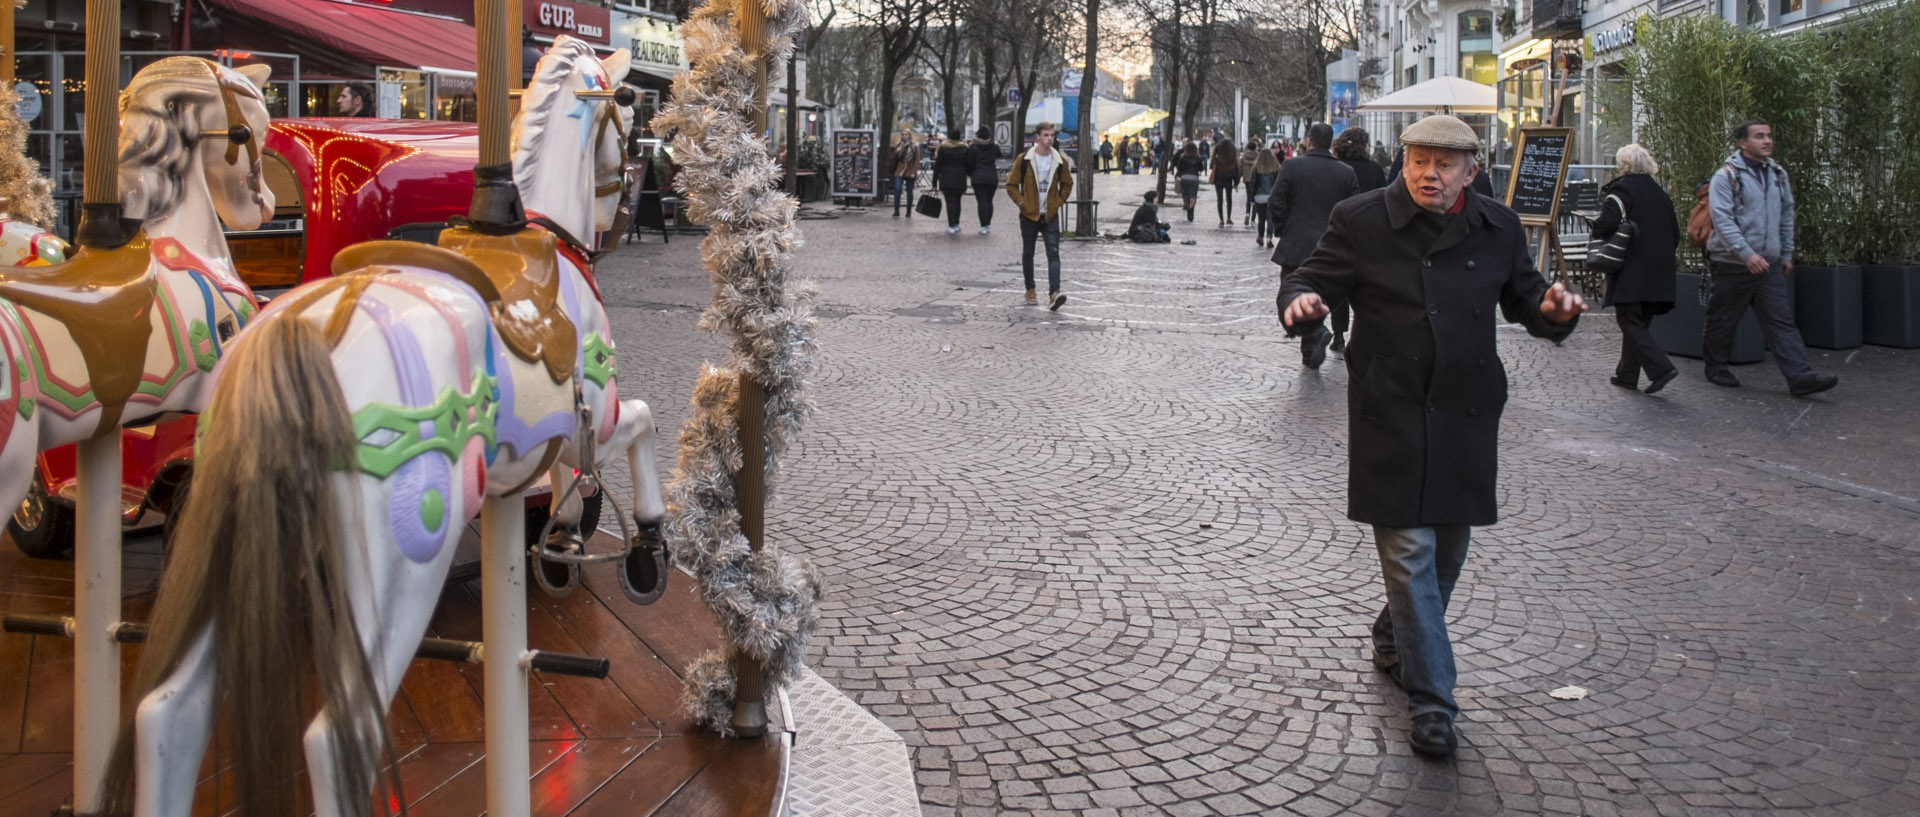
[1586, 193, 1634, 275]
[915, 191, 942, 218]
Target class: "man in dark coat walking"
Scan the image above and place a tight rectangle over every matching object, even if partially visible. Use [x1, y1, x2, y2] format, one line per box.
[1278, 115, 1587, 757]
[1270, 123, 1357, 368]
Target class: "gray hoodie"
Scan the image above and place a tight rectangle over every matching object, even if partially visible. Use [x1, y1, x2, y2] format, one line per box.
[1706, 150, 1795, 266]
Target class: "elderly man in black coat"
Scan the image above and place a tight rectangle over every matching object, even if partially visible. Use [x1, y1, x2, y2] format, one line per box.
[1278, 115, 1587, 757]
[1270, 123, 1357, 369]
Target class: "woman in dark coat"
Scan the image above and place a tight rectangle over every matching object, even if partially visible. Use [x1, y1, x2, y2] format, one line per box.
[932, 128, 972, 235]
[1590, 143, 1680, 393]
[966, 126, 1002, 234]
[1332, 127, 1387, 193]
[1210, 140, 1241, 227]
[1247, 146, 1281, 248]
[1173, 141, 1205, 221]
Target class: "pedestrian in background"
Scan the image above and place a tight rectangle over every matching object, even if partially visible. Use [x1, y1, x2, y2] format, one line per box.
[890, 122, 923, 218]
[1175, 141, 1205, 222]
[1592, 143, 1680, 394]
[1128, 190, 1172, 243]
[1239, 140, 1259, 225]
[1270, 123, 1357, 369]
[1005, 121, 1073, 310]
[1703, 119, 1839, 397]
[1100, 135, 1114, 173]
[1278, 114, 1586, 758]
[933, 128, 972, 236]
[1211, 140, 1242, 228]
[337, 83, 375, 117]
[967, 126, 1002, 235]
[1327, 126, 1387, 353]
[1248, 145, 1281, 248]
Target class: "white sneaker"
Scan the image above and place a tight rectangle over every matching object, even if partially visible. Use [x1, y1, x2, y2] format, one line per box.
[947, 225, 961, 235]
[979, 226, 990, 235]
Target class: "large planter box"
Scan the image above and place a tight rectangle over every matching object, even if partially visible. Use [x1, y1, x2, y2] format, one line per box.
[1794, 264, 1863, 349]
[1862, 263, 1920, 348]
[1652, 272, 1765, 362]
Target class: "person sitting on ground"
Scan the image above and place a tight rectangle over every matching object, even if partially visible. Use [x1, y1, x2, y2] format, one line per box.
[1128, 191, 1172, 243]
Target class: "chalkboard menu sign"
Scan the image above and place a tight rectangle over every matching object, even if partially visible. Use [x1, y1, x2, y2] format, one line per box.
[830, 128, 879, 199]
[1504, 127, 1572, 222]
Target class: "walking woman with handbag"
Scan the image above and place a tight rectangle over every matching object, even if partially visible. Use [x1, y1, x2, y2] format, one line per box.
[933, 128, 972, 235]
[1210, 140, 1241, 228]
[1248, 145, 1281, 248]
[1591, 143, 1681, 394]
[1174, 141, 1205, 222]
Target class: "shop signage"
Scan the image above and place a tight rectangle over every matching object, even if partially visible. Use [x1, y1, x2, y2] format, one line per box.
[629, 23, 687, 72]
[528, 0, 611, 44]
[14, 82, 40, 123]
[830, 128, 878, 198]
[1592, 24, 1636, 53]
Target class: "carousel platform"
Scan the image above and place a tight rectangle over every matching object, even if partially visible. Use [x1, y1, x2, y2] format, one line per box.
[0, 524, 919, 816]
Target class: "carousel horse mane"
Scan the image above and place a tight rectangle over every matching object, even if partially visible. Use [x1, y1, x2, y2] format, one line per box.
[510, 37, 601, 168]
[117, 58, 268, 222]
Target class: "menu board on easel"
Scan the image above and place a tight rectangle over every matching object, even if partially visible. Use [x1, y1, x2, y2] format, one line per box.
[1504, 126, 1573, 275]
[830, 128, 878, 199]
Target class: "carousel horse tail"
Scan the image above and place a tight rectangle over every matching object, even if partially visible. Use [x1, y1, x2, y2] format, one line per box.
[101, 313, 399, 817]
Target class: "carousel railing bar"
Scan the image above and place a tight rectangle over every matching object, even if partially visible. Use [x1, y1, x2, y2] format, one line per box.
[1, 617, 611, 679]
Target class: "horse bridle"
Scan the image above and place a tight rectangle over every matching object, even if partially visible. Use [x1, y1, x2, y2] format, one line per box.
[582, 85, 637, 198]
[199, 59, 259, 167]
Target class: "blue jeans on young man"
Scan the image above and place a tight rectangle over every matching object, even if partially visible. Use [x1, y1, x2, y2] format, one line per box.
[1019, 215, 1062, 294]
[892, 175, 917, 213]
[1370, 525, 1472, 719]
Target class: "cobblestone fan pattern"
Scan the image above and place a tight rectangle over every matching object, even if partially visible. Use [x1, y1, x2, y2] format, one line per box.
[593, 171, 1920, 816]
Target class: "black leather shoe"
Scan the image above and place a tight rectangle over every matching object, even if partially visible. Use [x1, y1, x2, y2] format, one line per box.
[1303, 326, 1331, 370]
[1410, 713, 1457, 757]
[1645, 368, 1679, 394]
[1789, 373, 1839, 397]
[1705, 369, 1740, 388]
[1610, 375, 1638, 390]
[1329, 332, 1346, 353]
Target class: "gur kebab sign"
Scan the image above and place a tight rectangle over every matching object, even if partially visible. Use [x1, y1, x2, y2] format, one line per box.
[527, 0, 611, 44]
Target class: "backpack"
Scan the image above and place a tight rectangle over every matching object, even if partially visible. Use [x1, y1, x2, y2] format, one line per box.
[1686, 163, 1743, 248]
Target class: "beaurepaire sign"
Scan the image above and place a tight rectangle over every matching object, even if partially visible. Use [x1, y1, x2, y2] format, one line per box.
[628, 22, 688, 73]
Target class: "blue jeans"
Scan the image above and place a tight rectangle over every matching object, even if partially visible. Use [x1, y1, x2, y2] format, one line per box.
[1370, 525, 1472, 719]
[892, 175, 917, 213]
[1019, 215, 1062, 294]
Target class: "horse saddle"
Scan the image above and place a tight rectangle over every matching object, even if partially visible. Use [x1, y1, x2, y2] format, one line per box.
[329, 233, 577, 385]
[0, 233, 157, 432]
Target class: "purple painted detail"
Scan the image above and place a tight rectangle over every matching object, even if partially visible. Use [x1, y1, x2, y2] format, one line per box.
[393, 268, 572, 460]
[356, 293, 455, 564]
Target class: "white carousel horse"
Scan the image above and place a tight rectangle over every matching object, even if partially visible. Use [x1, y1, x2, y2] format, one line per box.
[102, 38, 667, 817]
[0, 210, 67, 266]
[0, 56, 272, 550]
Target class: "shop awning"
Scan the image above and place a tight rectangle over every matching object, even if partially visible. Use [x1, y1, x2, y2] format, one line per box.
[204, 0, 477, 75]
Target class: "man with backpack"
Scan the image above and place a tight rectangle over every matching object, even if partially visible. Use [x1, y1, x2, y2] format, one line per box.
[1699, 119, 1839, 397]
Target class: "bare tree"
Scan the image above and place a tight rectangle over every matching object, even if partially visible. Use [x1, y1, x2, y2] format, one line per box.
[914, 0, 968, 134]
[808, 24, 883, 124]
[849, 0, 938, 173]
[970, 0, 1073, 146]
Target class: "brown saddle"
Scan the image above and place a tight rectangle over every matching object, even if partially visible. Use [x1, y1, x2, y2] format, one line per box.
[0, 234, 156, 433]
[326, 235, 577, 385]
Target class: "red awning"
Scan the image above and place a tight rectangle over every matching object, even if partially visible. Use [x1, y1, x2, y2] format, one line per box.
[205, 0, 477, 74]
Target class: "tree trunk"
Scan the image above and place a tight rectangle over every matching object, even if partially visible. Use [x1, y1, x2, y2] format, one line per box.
[1073, 0, 1099, 236]
[877, 60, 901, 203]
[785, 50, 800, 195]
[1156, 65, 1181, 205]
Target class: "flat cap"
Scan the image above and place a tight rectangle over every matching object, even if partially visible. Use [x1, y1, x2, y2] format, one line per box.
[1400, 115, 1481, 152]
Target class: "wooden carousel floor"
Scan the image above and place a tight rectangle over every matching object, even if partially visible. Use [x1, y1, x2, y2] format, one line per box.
[0, 524, 785, 817]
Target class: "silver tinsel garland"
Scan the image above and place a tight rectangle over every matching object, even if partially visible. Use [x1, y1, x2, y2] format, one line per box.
[652, 0, 823, 736]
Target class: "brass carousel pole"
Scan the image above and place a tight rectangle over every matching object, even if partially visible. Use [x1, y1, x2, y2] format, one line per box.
[472, 0, 533, 814]
[729, 0, 772, 740]
[75, 1, 128, 812]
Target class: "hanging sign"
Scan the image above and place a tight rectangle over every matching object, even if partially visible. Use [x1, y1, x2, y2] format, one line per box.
[527, 0, 611, 44]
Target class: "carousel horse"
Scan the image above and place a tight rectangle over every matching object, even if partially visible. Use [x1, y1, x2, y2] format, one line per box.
[101, 38, 667, 817]
[0, 57, 272, 551]
[0, 203, 68, 266]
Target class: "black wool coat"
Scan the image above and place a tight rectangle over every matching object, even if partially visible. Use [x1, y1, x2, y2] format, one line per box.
[1269, 149, 1358, 267]
[1591, 172, 1678, 310]
[967, 139, 1002, 186]
[1277, 182, 1578, 528]
[932, 139, 972, 191]
[1342, 157, 1388, 193]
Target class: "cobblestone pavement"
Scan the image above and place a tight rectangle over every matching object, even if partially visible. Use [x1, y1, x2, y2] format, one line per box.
[593, 169, 1920, 816]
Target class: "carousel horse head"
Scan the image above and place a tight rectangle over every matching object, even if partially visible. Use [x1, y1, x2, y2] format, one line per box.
[512, 36, 633, 243]
[118, 57, 275, 232]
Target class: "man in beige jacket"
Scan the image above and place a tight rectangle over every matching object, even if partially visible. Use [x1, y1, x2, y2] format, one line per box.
[1004, 121, 1074, 309]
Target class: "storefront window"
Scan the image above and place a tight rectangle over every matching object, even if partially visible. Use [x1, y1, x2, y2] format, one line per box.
[434, 73, 477, 123]
[378, 68, 432, 120]
[1459, 11, 1496, 85]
